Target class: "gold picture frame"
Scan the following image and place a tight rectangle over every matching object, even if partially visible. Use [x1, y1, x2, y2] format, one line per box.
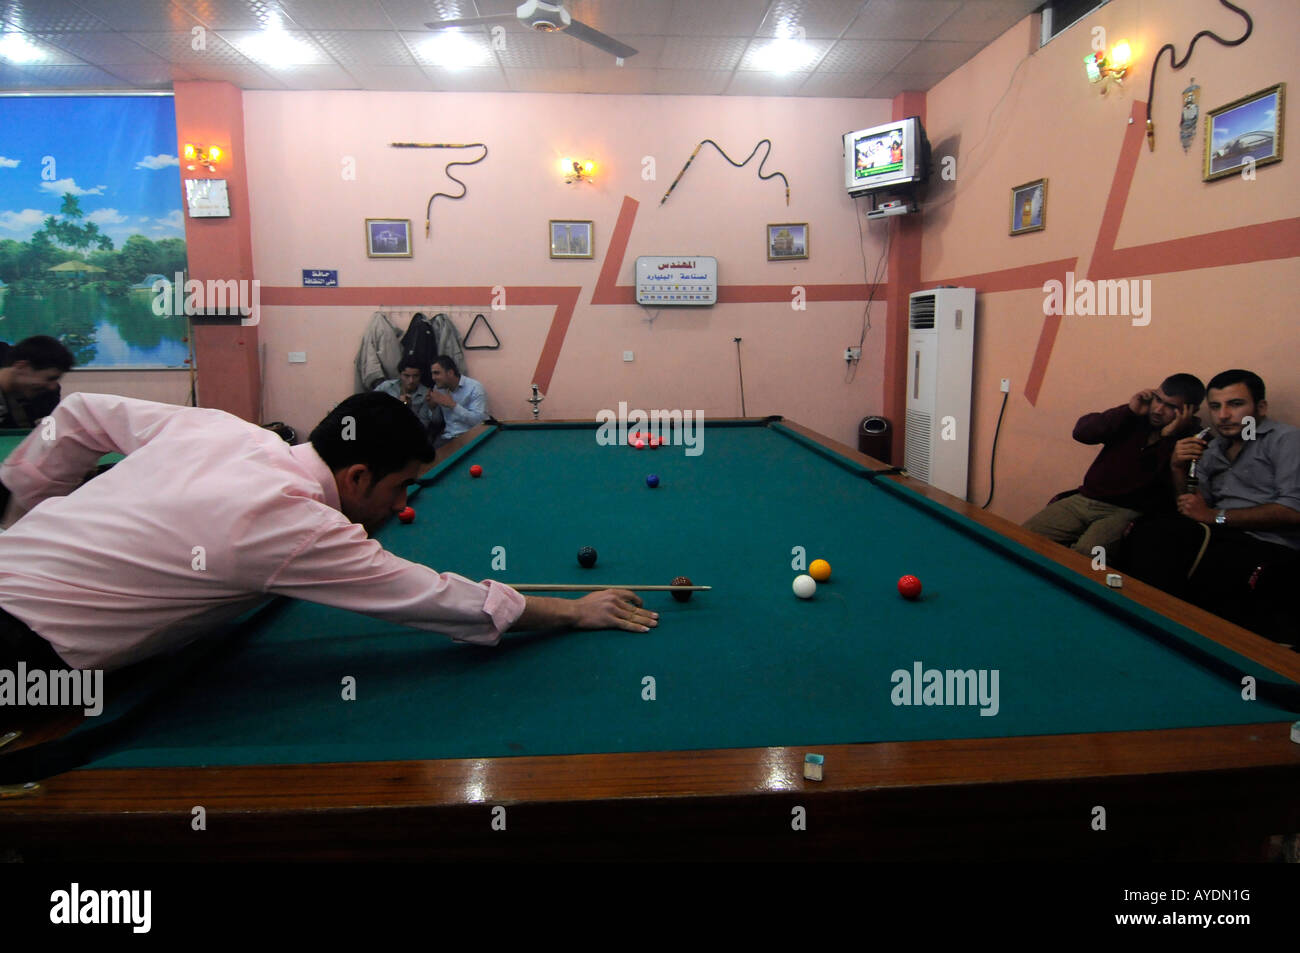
[767, 223, 809, 260]
[550, 220, 594, 259]
[1204, 83, 1285, 182]
[1009, 178, 1046, 235]
[365, 218, 412, 258]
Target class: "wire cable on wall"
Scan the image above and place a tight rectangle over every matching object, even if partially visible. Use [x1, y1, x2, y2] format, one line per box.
[389, 142, 490, 237]
[1145, 1, 1253, 151]
[659, 139, 790, 206]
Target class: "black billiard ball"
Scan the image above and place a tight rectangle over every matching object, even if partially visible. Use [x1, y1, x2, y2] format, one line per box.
[671, 576, 693, 602]
[577, 547, 598, 568]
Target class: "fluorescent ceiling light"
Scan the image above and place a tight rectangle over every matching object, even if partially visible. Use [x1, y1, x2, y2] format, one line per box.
[235, 27, 318, 66]
[420, 31, 490, 70]
[0, 33, 45, 63]
[750, 39, 817, 73]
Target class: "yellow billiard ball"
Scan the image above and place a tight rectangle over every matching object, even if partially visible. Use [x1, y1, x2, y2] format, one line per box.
[809, 559, 831, 583]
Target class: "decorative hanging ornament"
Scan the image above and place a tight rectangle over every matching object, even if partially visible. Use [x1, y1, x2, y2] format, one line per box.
[1180, 80, 1201, 153]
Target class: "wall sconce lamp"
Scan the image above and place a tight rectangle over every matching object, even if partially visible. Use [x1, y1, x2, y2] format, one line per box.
[184, 143, 222, 171]
[1084, 39, 1131, 93]
[560, 157, 596, 184]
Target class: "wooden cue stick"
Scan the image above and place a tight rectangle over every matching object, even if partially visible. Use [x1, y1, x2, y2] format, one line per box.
[509, 584, 711, 593]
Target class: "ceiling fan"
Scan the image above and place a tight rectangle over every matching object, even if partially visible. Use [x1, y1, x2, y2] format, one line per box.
[425, 0, 638, 60]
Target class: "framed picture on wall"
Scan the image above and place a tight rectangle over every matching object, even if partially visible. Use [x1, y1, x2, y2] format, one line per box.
[550, 220, 593, 258]
[1009, 178, 1046, 235]
[1204, 83, 1285, 182]
[365, 218, 412, 258]
[767, 223, 809, 260]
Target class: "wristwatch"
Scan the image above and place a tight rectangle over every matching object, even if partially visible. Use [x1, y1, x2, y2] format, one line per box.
[1215, 509, 1227, 525]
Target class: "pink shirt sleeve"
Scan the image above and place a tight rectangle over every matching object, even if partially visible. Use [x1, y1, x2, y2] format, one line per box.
[266, 511, 526, 645]
[1, 393, 178, 524]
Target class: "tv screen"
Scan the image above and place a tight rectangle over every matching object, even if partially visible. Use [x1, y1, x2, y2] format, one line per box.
[843, 117, 928, 197]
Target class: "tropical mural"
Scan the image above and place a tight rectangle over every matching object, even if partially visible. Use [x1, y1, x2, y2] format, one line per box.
[0, 95, 188, 368]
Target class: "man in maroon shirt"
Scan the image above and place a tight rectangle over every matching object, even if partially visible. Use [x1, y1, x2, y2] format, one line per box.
[1022, 374, 1204, 555]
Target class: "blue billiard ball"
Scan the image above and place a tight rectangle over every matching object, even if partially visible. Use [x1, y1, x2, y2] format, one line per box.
[646, 474, 660, 488]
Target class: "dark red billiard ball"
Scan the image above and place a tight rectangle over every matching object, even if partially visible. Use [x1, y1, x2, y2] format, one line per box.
[469, 464, 483, 477]
[671, 576, 693, 603]
[398, 507, 415, 524]
[898, 575, 922, 600]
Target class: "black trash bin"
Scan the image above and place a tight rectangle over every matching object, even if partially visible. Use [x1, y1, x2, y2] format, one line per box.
[858, 416, 891, 464]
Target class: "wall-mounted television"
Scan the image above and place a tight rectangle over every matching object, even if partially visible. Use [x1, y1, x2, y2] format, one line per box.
[843, 116, 930, 198]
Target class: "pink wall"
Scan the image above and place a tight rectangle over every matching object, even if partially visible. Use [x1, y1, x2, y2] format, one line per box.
[922, 0, 1299, 522]
[241, 91, 892, 442]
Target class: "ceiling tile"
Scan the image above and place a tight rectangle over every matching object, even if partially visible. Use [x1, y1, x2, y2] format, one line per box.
[275, 0, 397, 31]
[99, 62, 198, 86]
[567, 0, 674, 37]
[848, 0, 962, 40]
[723, 71, 816, 96]
[36, 31, 169, 65]
[174, 62, 286, 87]
[381, 0, 492, 31]
[738, 37, 833, 71]
[758, 1, 868, 39]
[864, 71, 946, 98]
[0, 63, 130, 86]
[69, 0, 203, 32]
[658, 35, 748, 71]
[666, 0, 768, 37]
[216, 30, 335, 65]
[0, 0, 110, 32]
[266, 64, 363, 89]
[892, 38, 983, 74]
[797, 70, 884, 97]
[310, 30, 418, 65]
[348, 64, 434, 89]
[502, 67, 593, 94]
[1, 35, 89, 66]
[928, 0, 1039, 43]
[420, 65, 511, 91]
[170, 0, 283, 30]
[129, 29, 253, 63]
[818, 38, 916, 72]
[486, 29, 585, 68]
[651, 69, 732, 95]
[576, 34, 664, 69]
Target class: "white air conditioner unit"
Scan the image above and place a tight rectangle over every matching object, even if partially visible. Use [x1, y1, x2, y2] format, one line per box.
[904, 287, 975, 499]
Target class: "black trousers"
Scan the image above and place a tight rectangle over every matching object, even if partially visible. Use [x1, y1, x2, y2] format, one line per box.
[1119, 515, 1300, 643]
[0, 607, 65, 671]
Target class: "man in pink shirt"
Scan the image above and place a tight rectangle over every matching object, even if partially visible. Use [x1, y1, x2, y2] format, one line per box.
[0, 392, 655, 671]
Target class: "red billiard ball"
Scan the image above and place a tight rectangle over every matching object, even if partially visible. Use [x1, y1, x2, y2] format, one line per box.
[671, 576, 693, 602]
[469, 464, 483, 477]
[897, 575, 922, 600]
[398, 507, 415, 524]
[634, 440, 646, 450]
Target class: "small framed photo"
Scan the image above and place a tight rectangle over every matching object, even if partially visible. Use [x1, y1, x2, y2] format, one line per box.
[1009, 178, 1046, 235]
[767, 223, 809, 260]
[550, 220, 593, 259]
[1204, 83, 1285, 182]
[365, 218, 412, 258]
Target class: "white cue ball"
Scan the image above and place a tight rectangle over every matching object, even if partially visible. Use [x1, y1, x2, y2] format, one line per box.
[792, 574, 817, 599]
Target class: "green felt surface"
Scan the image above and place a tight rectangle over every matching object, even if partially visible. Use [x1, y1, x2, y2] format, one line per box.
[71, 420, 1296, 770]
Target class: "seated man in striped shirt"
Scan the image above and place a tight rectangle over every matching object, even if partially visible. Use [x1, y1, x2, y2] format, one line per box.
[0, 392, 655, 672]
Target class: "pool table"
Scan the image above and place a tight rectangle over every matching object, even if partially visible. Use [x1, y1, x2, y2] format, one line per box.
[1, 418, 1298, 861]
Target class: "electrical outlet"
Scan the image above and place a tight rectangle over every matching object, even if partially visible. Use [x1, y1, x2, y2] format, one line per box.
[623, 351, 634, 362]
[288, 351, 307, 364]
[844, 346, 862, 362]
[1000, 378, 1010, 393]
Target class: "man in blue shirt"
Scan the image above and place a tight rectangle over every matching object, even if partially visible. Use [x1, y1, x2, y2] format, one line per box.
[1121, 369, 1300, 643]
[426, 355, 488, 447]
